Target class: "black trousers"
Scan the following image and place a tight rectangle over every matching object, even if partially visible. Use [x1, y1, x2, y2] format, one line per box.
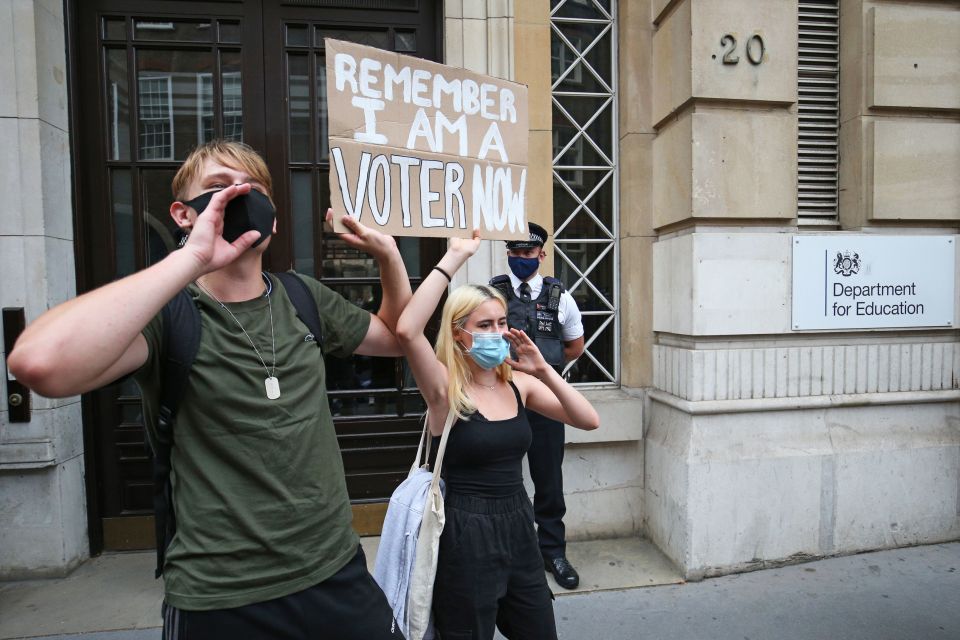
[161, 545, 402, 640]
[526, 409, 566, 559]
[433, 492, 557, 640]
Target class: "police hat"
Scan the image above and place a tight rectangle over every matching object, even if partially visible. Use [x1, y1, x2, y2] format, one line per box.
[505, 222, 548, 250]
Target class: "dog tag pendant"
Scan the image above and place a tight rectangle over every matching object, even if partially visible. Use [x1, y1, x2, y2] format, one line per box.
[265, 376, 281, 400]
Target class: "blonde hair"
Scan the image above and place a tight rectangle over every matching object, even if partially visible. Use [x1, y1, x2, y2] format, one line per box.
[436, 284, 512, 419]
[171, 140, 273, 201]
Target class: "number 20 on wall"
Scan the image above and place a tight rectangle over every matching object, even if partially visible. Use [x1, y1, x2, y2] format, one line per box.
[718, 33, 765, 65]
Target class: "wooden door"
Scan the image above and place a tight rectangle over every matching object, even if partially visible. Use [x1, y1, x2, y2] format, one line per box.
[71, 0, 440, 551]
[260, 0, 442, 531]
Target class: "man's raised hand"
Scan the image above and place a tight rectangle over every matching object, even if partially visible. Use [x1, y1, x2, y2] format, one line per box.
[326, 209, 399, 261]
[181, 183, 262, 274]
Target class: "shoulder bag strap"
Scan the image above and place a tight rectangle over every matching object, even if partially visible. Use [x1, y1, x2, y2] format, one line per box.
[410, 415, 431, 476]
[428, 409, 457, 494]
[409, 408, 457, 478]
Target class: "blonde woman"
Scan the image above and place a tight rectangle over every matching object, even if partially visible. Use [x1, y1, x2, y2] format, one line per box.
[395, 233, 599, 640]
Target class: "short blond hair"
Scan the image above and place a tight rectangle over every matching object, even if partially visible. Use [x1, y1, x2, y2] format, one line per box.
[435, 284, 512, 419]
[171, 140, 273, 201]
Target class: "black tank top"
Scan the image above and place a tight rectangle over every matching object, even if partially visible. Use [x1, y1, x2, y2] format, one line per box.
[440, 381, 532, 498]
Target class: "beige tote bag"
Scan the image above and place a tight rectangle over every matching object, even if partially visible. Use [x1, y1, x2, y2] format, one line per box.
[406, 408, 456, 640]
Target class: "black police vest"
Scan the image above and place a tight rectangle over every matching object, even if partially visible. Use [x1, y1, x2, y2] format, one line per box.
[489, 275, 565, 367]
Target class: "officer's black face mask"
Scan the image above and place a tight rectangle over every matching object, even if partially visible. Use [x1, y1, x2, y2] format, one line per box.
[182, 188, 275, 248]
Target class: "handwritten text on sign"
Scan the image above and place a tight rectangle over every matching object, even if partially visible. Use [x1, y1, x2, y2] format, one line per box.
[326, 39, 528, 239]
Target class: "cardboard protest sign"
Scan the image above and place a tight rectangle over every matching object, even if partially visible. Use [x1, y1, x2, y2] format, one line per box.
[326, 39, 528, 240]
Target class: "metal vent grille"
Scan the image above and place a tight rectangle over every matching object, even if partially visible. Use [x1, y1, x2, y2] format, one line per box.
[798, 1, 839, 222]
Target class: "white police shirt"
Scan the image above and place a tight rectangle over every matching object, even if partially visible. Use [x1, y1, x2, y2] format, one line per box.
[506, 272, 584, 341]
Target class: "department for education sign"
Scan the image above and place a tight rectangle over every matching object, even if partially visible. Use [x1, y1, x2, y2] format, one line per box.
[792, 235, 956, 330]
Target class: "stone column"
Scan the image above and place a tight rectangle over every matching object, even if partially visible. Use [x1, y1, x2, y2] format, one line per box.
[645, 0, 960, 579]
[444, 0, 532, 285]
[444, 0, 646, 542]
[442, 0, 556, 283]
[619, 0, 656, 390]
[0, 0, 88, 578]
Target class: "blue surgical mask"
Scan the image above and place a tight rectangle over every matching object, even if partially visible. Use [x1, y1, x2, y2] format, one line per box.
[464, 331, 511, 369]
[508, 256, 540, 280]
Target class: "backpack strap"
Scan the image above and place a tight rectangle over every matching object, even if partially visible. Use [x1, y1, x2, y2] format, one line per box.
[273, 271, 324, 351]
[153, 289, 201, 578]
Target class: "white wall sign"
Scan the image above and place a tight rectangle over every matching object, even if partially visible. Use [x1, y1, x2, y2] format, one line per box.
[792, 235, 956, 330]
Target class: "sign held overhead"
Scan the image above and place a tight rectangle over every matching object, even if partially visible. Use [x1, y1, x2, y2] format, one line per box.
[326, 38, 529, 239]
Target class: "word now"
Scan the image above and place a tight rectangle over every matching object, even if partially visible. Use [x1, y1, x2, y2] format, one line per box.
[331, 147, 526, 232]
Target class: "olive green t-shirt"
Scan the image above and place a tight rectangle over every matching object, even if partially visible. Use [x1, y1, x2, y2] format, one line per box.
[135, 273, 370, 611]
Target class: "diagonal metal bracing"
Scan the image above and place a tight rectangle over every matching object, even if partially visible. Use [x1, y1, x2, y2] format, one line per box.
[555, 243, 615, 310]
[551, 0, 618, 384]
[550, 0, 613, 21]
[550, 22, 613, 94]
[551, 96, 614, 166]
[553, 169, 615, 240]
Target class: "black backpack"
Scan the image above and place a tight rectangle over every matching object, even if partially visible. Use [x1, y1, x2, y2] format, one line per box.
[150, 271, 323, 578]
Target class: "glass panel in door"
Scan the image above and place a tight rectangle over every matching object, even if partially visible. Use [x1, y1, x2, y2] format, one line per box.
[76, 1, 258, 550]
[263, 4, 442, 501]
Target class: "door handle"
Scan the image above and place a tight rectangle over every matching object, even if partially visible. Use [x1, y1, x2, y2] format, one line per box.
[3, 308, 31, 422]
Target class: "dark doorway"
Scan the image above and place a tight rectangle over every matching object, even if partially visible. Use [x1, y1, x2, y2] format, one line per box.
[70, 0, 441, 552]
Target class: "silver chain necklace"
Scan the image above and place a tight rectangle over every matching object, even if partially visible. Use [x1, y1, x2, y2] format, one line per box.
[472, 379, 498, 391]
[196, 273, 280, 400]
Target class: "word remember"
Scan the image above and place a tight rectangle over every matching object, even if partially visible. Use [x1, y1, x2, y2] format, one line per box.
[335, 52, 517, 163]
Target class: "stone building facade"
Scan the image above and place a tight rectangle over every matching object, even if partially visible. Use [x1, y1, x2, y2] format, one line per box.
[1, 0, 957, 580]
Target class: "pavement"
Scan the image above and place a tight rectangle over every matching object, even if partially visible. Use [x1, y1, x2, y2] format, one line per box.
[1, 539, 958, 640]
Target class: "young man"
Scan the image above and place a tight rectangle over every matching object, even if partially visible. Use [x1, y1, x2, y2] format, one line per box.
[489, 222, 586, 589]
[8, 140, 410, 639]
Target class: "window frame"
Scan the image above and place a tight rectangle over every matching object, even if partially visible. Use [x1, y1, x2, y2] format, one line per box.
[550, 0, 620, 387]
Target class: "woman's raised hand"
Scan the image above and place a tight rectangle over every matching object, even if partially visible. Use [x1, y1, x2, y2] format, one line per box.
[504, 328, 550, 378]
[448, 229, 482, 258]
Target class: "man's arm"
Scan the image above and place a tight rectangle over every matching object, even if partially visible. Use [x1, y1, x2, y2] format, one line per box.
[8, 185, 261, 397]
[563, 335, 585, 363]
[559, 289, 585, 363]
[10, 251, 202, 397]
[357, 249, 410, 357]
[327, 211, 412, 357]
[354, 317, 404, 357]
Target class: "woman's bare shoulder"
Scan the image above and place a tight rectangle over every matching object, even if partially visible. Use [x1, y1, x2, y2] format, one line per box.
[510, 371, 537, 400]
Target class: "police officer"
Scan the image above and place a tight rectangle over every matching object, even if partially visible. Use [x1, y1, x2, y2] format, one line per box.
[490, 222, 585, 589]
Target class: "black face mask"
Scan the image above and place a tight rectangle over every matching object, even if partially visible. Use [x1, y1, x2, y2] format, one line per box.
[182, 188, 275, 248]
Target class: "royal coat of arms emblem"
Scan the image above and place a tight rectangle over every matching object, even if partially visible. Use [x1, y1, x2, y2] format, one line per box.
[833, 250, 861, 277]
